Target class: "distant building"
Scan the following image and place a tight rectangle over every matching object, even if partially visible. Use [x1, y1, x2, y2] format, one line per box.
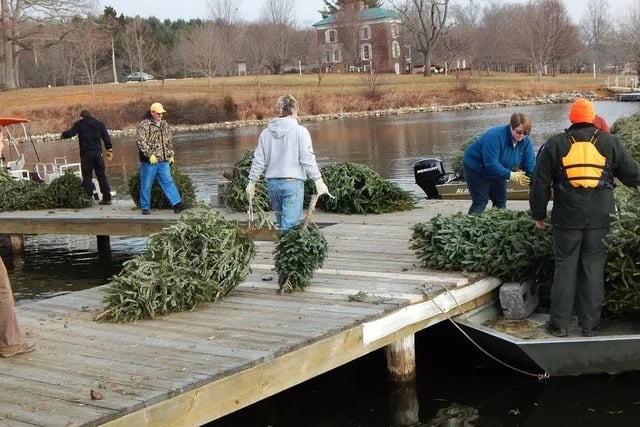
[312, 0, 406, 74]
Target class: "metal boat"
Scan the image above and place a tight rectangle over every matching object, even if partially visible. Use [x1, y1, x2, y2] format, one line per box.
[453, 300, 640, 376]
[413, 158, 529, 200]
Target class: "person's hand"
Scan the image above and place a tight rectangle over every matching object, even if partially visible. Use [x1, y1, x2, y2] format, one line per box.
[105, 149, 113, 161]
[168, 156, 175, 165]
[149, 154, 158, 164]
[510, 171, 530, 186]
[534, 219, 545, 230]
[245, 181, 256, 200]
[315, 178, 333, 198]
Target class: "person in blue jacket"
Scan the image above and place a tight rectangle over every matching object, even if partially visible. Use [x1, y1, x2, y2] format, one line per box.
[462, 112, 535, 213]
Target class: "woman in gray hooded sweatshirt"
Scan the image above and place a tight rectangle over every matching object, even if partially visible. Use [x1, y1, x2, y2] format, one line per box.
[246, 94, 330, 231]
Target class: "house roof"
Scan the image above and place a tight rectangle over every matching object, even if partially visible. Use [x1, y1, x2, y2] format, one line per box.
[312, 7, 400, 27]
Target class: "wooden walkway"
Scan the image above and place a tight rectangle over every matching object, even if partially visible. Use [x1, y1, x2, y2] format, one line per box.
[0, 200, 522, 426]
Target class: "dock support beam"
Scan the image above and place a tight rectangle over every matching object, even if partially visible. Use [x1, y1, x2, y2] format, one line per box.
[97, 235, 111, 258]
[9, 234, 25, 266]
[386, 334, 419, 426]
[385, 334, 416, 383]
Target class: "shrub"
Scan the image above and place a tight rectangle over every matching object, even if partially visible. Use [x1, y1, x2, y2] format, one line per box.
[127, 164, 196, 209]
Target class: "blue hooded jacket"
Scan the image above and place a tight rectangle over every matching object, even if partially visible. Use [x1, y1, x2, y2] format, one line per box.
[463, 124, 535, 179]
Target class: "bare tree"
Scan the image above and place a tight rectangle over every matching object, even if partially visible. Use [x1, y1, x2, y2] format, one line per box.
[68, 19, 110, 98]
[208, 0, 242, 76]
[120, 18, 156, 75]
[180, 22, 222, 89]
[259, 0, 298, 74]
[390, 0, 451, 76]
[0, 0, 94, 89]
[518, 0, 580, 80]
[99, 6, 126, 83]
[580, 0, 612, 74]
[439, 0, 481, 80]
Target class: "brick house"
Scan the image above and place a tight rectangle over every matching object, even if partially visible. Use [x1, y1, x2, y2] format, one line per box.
[312, 1, 405, 74]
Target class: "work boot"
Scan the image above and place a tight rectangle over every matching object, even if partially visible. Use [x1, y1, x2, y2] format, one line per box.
[173, 202, 183, 214]
[98, 200, 112, 205]
[582, 327, 598, 337]
[544, 321, 568, 337]
[141, 209, 150, 215]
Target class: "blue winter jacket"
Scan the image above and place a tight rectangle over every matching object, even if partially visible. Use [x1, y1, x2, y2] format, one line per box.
[462, 124, 535, 179]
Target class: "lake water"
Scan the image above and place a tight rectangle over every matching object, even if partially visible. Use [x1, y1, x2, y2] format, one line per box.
[2, 100, 640, 426]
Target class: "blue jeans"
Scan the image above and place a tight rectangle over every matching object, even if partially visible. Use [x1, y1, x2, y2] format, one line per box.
[267, 178, 304, 232]
[139, 161, 181, 210]
[464, 165, 507, 214]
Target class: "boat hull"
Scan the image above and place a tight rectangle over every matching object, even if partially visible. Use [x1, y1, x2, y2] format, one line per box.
[454, 301, 640, 376]
[436, 181, 530, 201]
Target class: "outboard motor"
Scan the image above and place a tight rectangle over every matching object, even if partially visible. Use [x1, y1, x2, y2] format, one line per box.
[414, 158, 445, 199]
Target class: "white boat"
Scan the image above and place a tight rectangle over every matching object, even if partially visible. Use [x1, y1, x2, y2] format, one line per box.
[453, 300, 640, 376]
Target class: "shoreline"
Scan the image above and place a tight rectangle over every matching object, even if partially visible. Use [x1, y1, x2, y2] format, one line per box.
[30, 90, 601, 142]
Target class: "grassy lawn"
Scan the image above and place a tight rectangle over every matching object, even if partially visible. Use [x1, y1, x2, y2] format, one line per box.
[0, 72, 626, 134]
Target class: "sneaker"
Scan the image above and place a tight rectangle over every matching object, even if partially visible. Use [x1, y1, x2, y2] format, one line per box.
[582, 327, 598, 337]
[544, 321, 568, 337]
[98, 200, 112, 205]
[141, 209, 150, 215]
[0, 342, 35, 358]
[173, 202, 184, 214]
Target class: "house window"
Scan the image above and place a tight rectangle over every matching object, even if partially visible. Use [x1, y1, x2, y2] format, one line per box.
[332, 48, 341, 63]
[390, 24, 398, 39]
[325, 29, 337, 43]
[361, 44, 372, 61]
[326, 47, 341, 63]
[360, 25, 371, 40]
[392, 41, 400, 59]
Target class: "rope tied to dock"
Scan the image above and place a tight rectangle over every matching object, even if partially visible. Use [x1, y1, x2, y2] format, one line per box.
[425, 282, 550, 381]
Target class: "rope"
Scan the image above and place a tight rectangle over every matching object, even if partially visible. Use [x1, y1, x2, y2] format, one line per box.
[426, 282, 550, 381]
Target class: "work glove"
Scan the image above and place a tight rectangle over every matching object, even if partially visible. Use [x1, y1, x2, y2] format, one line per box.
[315, 178, 331, 197]
[168, 156, 175, 165]
[509, 171, 531, 186]
[105, 149, 113, 161]
[149, 154, 158, 164]
[245, 181, 256, 200]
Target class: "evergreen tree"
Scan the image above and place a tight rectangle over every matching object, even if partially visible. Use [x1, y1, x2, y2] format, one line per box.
[321, 0, 384, 18]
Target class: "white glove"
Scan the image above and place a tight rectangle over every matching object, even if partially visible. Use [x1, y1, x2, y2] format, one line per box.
[245, 181, 256, 200]
[509, 171, 531, 186]
[315, 178, 330, 196]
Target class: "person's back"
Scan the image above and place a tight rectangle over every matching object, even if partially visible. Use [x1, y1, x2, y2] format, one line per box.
[531, 124, 640, 229]
[255, 117, 316, 181]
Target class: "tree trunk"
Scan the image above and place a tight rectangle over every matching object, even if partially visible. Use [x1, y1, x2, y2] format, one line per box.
[111, 36, 118, 83]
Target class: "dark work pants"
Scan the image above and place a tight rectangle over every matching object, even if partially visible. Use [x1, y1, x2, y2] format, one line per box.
[80, 150, 111, 201]
[550, 226, 609, 331]
[463, 165, 507, 214]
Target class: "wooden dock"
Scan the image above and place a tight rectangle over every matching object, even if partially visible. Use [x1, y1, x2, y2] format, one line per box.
[615, 92, 640, 102]
[0, 200, 521, 426]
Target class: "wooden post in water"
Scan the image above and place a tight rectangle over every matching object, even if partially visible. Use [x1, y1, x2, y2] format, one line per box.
[97, 235, 111, 257]
[385, 334, 416, 383]
[9, 234, 24, 266]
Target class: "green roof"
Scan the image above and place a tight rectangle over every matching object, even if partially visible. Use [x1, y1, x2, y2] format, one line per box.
[312, 7, 400, 26]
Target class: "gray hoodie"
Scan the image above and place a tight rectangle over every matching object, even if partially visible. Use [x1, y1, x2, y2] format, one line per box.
[248, 117, 321, 182]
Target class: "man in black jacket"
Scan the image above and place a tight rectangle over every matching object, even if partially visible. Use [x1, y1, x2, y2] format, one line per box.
[530, 98, 640, 337]
[61, 110, 113, 204]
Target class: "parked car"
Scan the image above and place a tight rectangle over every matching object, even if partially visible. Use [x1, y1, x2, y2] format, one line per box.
[125, 72, 154, 82]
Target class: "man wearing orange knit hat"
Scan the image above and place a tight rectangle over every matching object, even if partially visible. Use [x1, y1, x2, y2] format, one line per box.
[530, 98, 640, 337]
